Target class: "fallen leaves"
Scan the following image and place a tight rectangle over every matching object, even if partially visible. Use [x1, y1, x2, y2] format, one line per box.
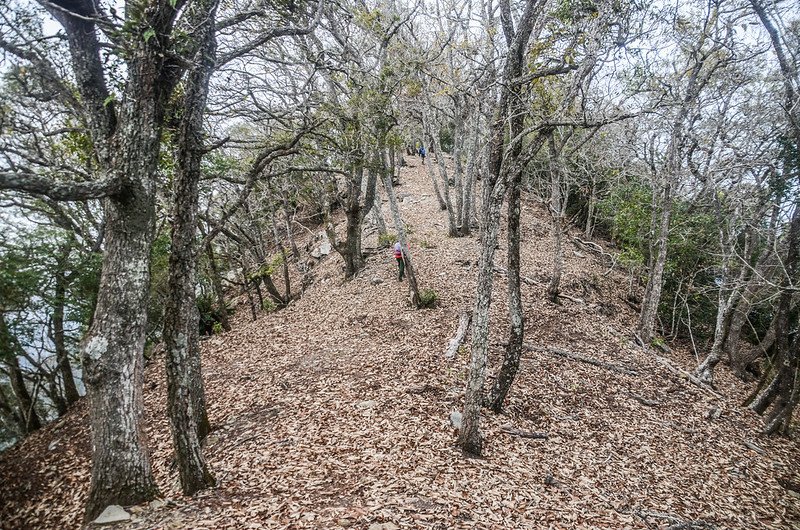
[1, 157, 798, 529]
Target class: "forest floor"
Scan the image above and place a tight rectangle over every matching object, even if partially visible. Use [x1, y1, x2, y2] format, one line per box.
[1, 156, 799, 530]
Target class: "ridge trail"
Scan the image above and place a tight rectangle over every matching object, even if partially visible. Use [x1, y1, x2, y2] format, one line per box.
[1, 156, 797, 529]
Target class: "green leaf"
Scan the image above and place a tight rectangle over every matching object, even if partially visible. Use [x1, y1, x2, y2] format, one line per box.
[143, 28, 155, 43]
[103, 95, 116, 107]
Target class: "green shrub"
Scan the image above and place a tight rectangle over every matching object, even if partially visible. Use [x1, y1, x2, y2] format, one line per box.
[197, 293, 232, 335]
[418, 288, 439, 308]
[378, 233, 398, 247]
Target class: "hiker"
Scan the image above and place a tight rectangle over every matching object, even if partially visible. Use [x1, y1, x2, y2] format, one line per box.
[394, 241, 405, 281]
[419, 145, 426, 165]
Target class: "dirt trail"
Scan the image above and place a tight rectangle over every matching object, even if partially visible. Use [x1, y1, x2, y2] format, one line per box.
[1, 156, 798, 529]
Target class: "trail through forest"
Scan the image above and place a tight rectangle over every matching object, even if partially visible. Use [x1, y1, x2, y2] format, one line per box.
[1, 156, 798, 529]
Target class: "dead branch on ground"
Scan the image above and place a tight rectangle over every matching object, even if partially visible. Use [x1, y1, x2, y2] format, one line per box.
[444, 311, 471, 359]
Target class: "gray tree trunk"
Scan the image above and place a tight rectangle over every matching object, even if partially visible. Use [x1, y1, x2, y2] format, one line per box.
[695, 229, 751, 383]
[422, 111, 448, 211]
[328, 157, 378, 278]
[460, 111, 481, 236]
[638, 174, 673, 344]
[547, 134, 566, 302]
[0, 316, 42, 433]
[163, 0, 218, 495]
[458, 0, 539, 456]
[53, 249, 80, 406]
[372, 194, 389, 245]
[584, 173, 596, 239]
[747, 0, 800, 435]
[487, 164, 524, 411]
[205, 243, 231, 331]
[381, 150, 420, 307]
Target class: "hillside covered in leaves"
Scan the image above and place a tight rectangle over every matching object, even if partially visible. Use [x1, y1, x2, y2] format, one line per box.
[1, 159, 797, 529]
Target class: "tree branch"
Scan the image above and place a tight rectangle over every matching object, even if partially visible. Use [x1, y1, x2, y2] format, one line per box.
[0, 172, 123, 201]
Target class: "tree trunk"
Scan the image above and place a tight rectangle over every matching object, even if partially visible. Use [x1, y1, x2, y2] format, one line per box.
[0, 317, 42, 434]
[382, 149, 421, 306]
[271, 205, 291, 302]
[458, 0, 538, 456]
[329, 158, 376, 279]
[162, 1, 218, 495]
[53, 252, 80, 406]
[421, 114, 447, 211]
[34, 0, 216, 519]
[748, 0, 800, 435]
[584, 173, 596, 239]
[282, 196, 301, 261]
[460, 111, 481, 236]
[547, 134, 565, 302]
[696, 241, 750, 383]
[340, 208, 365, 277]
[638, 175, 673, 343]
[5, 366, 39, 434]
[428, 118, 458, 236]
[82, 181, 160, 520]
[452, 98, 466, 231]
[749, 199, 800, 433]
[371, 188, 389, 245]
[487, 163, 524, 412]
[205, 243, 231, 331]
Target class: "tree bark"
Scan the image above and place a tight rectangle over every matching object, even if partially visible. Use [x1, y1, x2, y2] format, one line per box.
[53, 248, 80, 406]
[547, 134, 565, 302]
[458, 0, 538, 456]
[0, 316, 42, 434]
[163, 0, 218, 495]
[371, 186, 389, 245]
[584, 173, 596, 239]
[421, 112, 448, 211]
[748, 0, 800, 435]
[329, 156, 377, 278]
[749, 201, 800, 433]
[460, 111, 481, 236]
[382, 149, 421, 306]
[637, 14, 719, 344]
[7, 0, 213, 518]
[696, 233, 751, 384]
[427, 117, 458, 236]
[205, 243, 231, 331]
[638, 173, 673, 343]
[487, 161, 524, 412]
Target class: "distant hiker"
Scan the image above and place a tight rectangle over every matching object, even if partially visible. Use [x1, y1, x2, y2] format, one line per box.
[419, 145, 426, 165]
[394, 241, 405, 281]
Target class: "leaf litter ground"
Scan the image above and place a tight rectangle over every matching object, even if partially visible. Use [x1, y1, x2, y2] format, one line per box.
[1, 157, 798, 529]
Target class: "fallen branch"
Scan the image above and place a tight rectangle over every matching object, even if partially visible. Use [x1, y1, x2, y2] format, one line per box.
[557, 292, 585, 304]
[630, 393, 661, 407]
[525, 345, 639, 376]
[623, 298, 642, 313]
[500, 424, 548, 439]
[444, 311, 471, 359]
[574, 237, 619, 277]
[493, 265, 538, 286]
[573, 237, 606, 254]
[653, 355, 722, 399]
[743, 439, 766, 455]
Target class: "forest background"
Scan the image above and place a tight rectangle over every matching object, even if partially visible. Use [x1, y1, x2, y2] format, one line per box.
[0, 0, 798, 525]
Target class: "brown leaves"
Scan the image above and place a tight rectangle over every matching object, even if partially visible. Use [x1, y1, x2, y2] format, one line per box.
[1, 157, 798, 529]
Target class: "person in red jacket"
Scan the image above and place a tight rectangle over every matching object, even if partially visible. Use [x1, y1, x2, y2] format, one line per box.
[394, 241, 405, 281]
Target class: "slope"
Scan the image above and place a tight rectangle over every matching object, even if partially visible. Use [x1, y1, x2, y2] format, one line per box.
[0, 156, 798, 529]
